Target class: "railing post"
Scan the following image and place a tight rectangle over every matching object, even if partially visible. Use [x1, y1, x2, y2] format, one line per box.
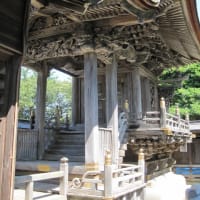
[175, 104, 180, 128]
[104, 151, 113, 200]
[185, 113, 189, 124]
[60, 157, 68, 198]
[160, 97, 166, 128]
[138, 148, 145, 184]
[25, 181, 33, 200]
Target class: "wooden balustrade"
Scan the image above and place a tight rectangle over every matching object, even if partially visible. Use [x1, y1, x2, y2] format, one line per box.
[104, 150, 145, 199]
[142, 98, 191, 137]
[98, 127, 113, 165]
[70, 150, 145, 199]
[15, 157, 68, 200]
[17, 129, 39, 160]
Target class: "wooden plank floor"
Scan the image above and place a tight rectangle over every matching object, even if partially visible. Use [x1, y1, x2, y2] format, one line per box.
[14, 189, 66, 200]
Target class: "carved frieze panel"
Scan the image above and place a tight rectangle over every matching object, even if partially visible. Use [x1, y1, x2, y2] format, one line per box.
[26, 21, 180, 75]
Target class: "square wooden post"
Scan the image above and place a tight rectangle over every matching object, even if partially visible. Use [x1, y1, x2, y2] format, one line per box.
[0, 57, 21, 200]
[59, 157, 68, 198]
[84, 52, 99, 170]
[144, 78, 151, 112]
[106, 54, 119, 166]
[132, 68, 142, 120]
[35, 62, 48, 159]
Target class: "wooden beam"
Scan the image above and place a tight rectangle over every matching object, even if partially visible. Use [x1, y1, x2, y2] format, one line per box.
[96, 15, 154, 27]
[28, 23, 80, 41]
[48, 0, 85, 14]
[106, 54, 119, 166]
[84, 52, 99, 170]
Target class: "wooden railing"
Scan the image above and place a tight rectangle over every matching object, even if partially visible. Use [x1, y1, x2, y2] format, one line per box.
[106, 163, 144, 198]
[17, 129, 38, 161]
[98, 112, 128, 166]
[15, 158, 68, 200]
[69, 150, 145, 199]
[143, 98, 191, 136]
[99, 127, 113, 165]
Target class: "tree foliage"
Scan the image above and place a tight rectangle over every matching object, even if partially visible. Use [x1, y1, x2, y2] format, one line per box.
[19, 67, 72, 123]
[19, 67, 37, 119]
[159, 63, 200, 120]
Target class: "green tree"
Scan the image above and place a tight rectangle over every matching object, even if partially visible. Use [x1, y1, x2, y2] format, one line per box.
[46, 71, 72, 123]
[19, 67, 37, 119]
[19, 67, 72, 123]
[159, 63, 200, 120]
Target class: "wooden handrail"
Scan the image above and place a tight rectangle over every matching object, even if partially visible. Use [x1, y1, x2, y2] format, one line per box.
[15, 157, 68, 200]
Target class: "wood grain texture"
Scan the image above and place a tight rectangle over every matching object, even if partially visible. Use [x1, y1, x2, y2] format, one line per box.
[84, 52, 99, 167]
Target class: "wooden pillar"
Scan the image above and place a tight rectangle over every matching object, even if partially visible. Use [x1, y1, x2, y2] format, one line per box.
[160, 97, 167, 128]
[154, 84, 159, 110]
[71, 77, 78, 127]
[0, 56, 21, 200]
[132, 68, 142, 120]
[35, 63, 48, 159]
[144, 78, 151, 112]
[84, 52, 99, 170]
[106, 54, 119, 166]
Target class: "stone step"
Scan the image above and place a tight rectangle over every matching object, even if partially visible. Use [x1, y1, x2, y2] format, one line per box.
[43, 153, 84, 162]
[46, 149, 85, 156]
[56, 134, 84, 139]
[55, 138, 85, 144]
[50, 144, 84, 149]
[58, 130, 84, 135]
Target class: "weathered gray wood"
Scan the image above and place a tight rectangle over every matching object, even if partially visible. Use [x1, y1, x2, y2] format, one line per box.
[15, 171, 64, 184]
[80, 78, 85, 124]
[71, 77, 78, 127]
[143, 78, 151, 112]
[153, 84, 159, 110]
[16, 129, 38, 160]
[138, 149, 145, 184]
[99, 128, 113, 166]
[0, 56, 21, 200]
[35, 62, 48, 159]
[15, 158, 68, 199]
[132, 68, 142, 120]
[25, 181, 33, 200]
[106, 54, 119, 166]
[59, 157, 68, 197]
[160, 97, 167, 128]
[84, 52, 99, 170]
[104, 152, 113, 199]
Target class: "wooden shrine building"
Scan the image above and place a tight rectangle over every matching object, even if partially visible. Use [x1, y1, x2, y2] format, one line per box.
[0, 0, 200, 199]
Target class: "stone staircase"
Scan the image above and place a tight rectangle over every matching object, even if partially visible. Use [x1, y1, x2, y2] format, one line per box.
[43, 130, 85, 162]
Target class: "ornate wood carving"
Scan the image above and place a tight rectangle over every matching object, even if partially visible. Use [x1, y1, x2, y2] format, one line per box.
[26, 0, 197, 76]
[26, 21, 177, 76]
